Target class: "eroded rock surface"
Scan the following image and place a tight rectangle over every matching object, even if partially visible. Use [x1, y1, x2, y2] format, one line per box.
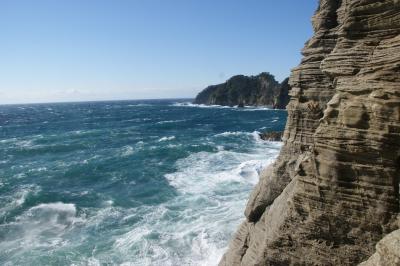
[359, 229, 400, 266]
[220, 1, 400, 265]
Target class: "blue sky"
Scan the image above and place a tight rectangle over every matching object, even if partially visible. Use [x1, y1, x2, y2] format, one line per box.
[0, 0, 318, 104]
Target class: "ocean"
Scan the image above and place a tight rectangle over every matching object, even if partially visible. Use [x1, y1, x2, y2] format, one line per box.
[0, 99, 286, 265]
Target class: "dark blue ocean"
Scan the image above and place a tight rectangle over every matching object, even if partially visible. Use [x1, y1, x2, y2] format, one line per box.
[0, 99, 286, 265]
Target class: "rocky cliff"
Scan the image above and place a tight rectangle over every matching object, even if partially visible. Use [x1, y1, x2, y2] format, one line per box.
[220, 0, 400, 265]
[193, 73, 290, 109]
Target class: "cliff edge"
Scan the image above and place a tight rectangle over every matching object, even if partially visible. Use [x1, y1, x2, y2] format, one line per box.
[220, 0, 400, 265]
[194, 73, 290, 109]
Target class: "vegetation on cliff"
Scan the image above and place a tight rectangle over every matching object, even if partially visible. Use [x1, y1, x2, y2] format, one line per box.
[194, 72, 290, 109]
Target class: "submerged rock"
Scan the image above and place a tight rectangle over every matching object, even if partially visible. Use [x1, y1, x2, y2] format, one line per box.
[220, 0, 400, 265]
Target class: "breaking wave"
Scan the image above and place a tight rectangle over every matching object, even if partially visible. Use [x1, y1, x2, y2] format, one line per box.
[172, 102, 276, 112]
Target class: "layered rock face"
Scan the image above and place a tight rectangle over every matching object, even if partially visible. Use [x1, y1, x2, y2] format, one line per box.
[220, 1, 400, 265]
[193, 73, 290, 109]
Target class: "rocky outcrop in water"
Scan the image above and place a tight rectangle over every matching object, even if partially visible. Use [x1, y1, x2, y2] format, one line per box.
[194, 73, 290, 109]
[220, 0, 400, 265]
[258, 131, 283, 142]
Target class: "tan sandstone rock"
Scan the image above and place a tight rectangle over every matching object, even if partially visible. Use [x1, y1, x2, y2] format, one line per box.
[359, 229, 400, 266]
[220, 0, 400, 265]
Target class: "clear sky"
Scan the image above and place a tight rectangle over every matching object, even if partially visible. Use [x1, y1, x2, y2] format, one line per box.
[0, 0, 318, 104]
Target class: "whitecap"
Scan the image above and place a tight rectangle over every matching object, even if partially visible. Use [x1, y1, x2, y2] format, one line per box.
[28, 166, 47, 172]
[172, 102, 273, 112]
[29, 202, 76, 215]
[80, 190, 90, 195]
[120, 145, 135, 157]
[214, 131, 247, 137]
[238, 106, 271, 111]
[127, 104, 152, 107]
[0, 138, 17, 143]
[0, 185, 41, 217]
[0, 201, 84, 253]
[156, 120, 186, 125]
[158, 136, 176, 142]
[172, 102, 230, 109]
[214, 130, 261, 142]
[124, 118, 141, 122]
[166, 144, 182, 148]
[113, 227, 152, 252]
[15, 139, 34, 147]
[103, 200, 114, 207]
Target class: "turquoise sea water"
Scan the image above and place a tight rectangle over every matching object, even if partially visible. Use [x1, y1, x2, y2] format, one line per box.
[0, 99, 286, 265]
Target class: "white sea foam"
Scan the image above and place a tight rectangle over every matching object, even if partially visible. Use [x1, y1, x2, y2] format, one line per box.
[214, 130, 262, 142]
[166, 144, 182, 148]
[158, 136, 176, 142]
[28, 166, 47, 172]
[156, 120, 186, 125]
[15, 139, 34, 147]
[172, 102, 273, 111]
[0, 185, 41, 218]
[172, 102, 230, 109]
[127, 104, 152, 107]
[214, 131, 246, 137]
[120, 145, 135, 157]
[107, 135, 282, 266]
[239, 106, 271, 111]
[29, 202, 77, 215]
[0, 201, 85, 256]
[0, 139, 282, 266]
[0, 137, 18, 144]
[165, 149, 276, 194]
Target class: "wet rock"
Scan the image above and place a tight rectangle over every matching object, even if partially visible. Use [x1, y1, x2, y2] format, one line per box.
[258, 131, 283, 142]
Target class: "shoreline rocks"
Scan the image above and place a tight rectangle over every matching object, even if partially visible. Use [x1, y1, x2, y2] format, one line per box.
[258, 131, 283, 142]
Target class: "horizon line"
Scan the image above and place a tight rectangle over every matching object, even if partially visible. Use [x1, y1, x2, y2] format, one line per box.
[0, 97, 195, 106]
